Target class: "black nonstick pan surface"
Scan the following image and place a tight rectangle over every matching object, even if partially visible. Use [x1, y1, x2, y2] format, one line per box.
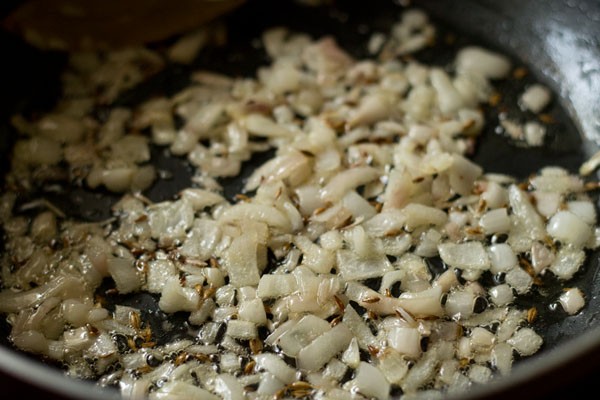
[1, 0, 600, 399]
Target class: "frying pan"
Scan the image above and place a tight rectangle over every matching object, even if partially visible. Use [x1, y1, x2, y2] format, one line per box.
[1, 0, 600, 398]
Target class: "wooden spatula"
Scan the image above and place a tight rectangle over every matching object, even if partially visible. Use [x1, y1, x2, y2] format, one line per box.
[2, 0, 245, 51]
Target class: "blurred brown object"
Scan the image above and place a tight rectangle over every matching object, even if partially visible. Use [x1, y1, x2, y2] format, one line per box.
[2, 0, 245, 51]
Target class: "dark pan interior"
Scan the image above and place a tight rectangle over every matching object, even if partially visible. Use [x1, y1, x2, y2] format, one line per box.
[1, 0, 600, 399]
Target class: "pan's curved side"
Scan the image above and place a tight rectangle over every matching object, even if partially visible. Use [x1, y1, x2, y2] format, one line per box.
[415, 0, 600, 398]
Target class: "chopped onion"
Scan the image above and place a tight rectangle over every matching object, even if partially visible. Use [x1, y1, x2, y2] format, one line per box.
[0, 7, 596, 400]
[558, 287, 585, 315]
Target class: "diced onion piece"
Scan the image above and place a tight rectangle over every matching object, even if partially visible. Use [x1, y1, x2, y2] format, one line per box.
[470, 327, 495, 353]
[214, 374, 245, 400]
[351, 362, 391, 400]
[12, 330, 49, 354]
[469, 365, 492, 384]
[150, 381, 219, 400]
[492, 342, 514, 376]
[320, 166, 380, 203]
[479, 208, 511, 234]
[549, 246, 586, 280]
[254, 353, 297, 384]
[226, 320, 258, 340]
[107, 256, 142, 294]
[257, 274, 297, 299]
[296, 323, 353, 371]
[530, 241, 554, 274]
[388, 327, 421, 358]
[507, 185, 546, 252]
[242, 114, 292, 138]
[401, 203, 448, 230]
[507, 328, 543, 356]
[238, 298, 267, 325]
[277, 315, 331, 357]
[487, 243, 517, 274]
[547, 211, 592, 248]
[456, 46, 512, 80]
[158, 277, 200, 313]
[341, 337, 361, 369]
[222, 235, 263, 288]
[558, 287, 585, 315]
[336, 249, 392, 281]
[567, 200, 597, 225]
[342, 303, 378, 350]
[430, 68, 464, 114]
[445, 289, 475, 320]
[489, 284, 514, 306]
[520, 84, 551, 113]
[505, 266, 533, 295]
[219, 203, 292, 232]
[439, 241, 490, 270]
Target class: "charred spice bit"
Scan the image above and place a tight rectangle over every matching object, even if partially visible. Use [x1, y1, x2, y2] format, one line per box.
[300, 149, 315, 157]
[174, 352, 189, 366]
[194, 283, 203, 296]
[330, 315, 342, 327]
[517, 181, 529, 191]
[333, 295, 345, 313]
[129, 311, 141, 330]
[275, 381, 314, 399]
[462, 118, 476, 131]
[362, 295, 381, 304]
[209, 257, 220, 268]
[94, 294, 107, 307]
[584, 181, 600, 191]
[384, 229, 403, 237]
[249, 338, 263, 354]
[465, 226, 483, 236]
[373, 201, 383, 212]
[538, 113, 556, 124]
[519, 256, 537, 278]
[141, 326, 152, 341]
[476, 198, 487, 213]
[513, 66, 528, 79]
[337, 215, 354, 229]
[193, 353, 211, 362]
[134, 214, 148, 223]
[127, 337, 138, 351]
[136, 365, 154, 374]
[243, 360, 256, 375]
[367, 310, 379, 321]
[85, 323, 99, 336]
[289, 381, 313, 390]
[203, 285, 217, 300]
[235, 193, 251, 202]
[367, 345, 380, 358]
[527, 307, 538, 324]
[168, 251, 186, 263]
[488, 92, 502, 106]
[313, 205, 330, 216]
